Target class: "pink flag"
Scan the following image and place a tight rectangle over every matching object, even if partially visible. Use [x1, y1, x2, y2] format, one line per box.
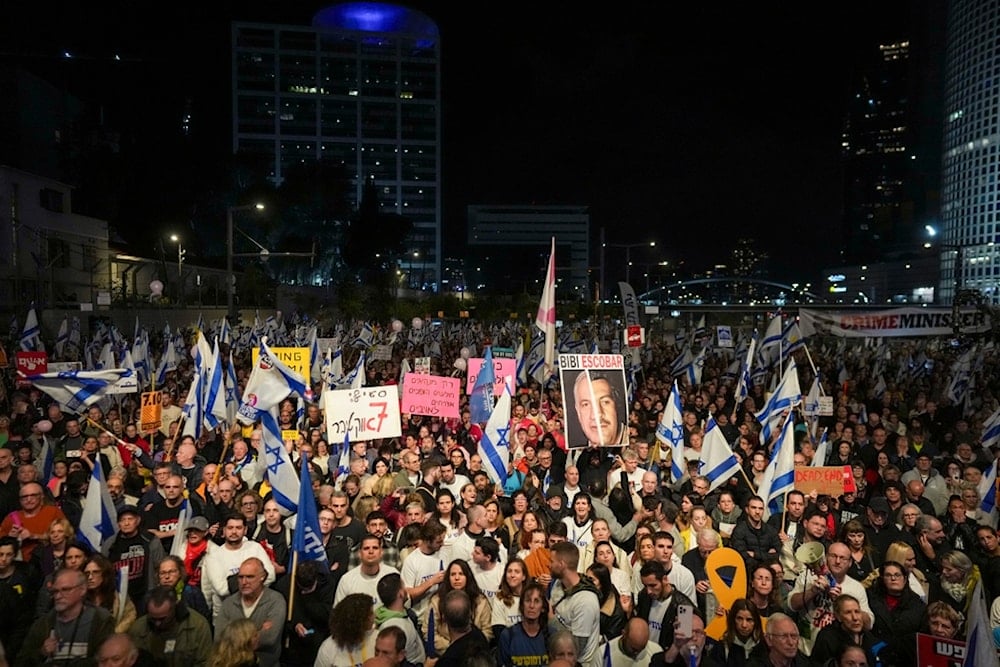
[535, 237, 556, 383]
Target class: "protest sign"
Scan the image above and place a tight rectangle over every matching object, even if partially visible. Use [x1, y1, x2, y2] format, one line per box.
[794, 466, 855, 496]
[324, 386, 402, 443]
[401, 373, 460, 419]
[558, 354, 628, 448]
[466, 357, 516, 396]
[252, 346, 310, 379]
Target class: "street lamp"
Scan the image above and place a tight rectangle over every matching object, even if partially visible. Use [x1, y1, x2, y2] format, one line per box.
[169, 234, 184, 277]
[926, 224, 965, 337]
[227, 203, 265, 322]
[604, 240, 656, 286]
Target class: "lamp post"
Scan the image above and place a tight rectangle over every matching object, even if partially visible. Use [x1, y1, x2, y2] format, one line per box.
[604, 240, 656, 287]
[169, 235, 184, 277]
[227, 203, 265, 322]
[170, 234, 185, 306]
[926, 225, 965, 337]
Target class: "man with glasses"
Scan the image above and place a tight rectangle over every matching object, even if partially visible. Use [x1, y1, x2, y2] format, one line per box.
[126, 585, 211, 667]
[17, 568, 114, 666]
[0, 481, 66, 562]
[215, 557, 286, 667]
[754, 612, 810, 667]
[788, 541, 873, 656]
[155, 555, 211, 622]
[200, 515, 275, 621]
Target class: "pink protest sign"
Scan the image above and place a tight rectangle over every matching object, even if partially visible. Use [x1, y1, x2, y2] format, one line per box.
[465, 358, 516, 396]
[401, 373, 461, 419]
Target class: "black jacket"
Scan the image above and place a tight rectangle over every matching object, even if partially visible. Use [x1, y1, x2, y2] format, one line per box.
[868, 586, 926, 667]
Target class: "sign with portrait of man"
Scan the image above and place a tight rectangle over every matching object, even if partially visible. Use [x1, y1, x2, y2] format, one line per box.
[558, 354, 628, 449]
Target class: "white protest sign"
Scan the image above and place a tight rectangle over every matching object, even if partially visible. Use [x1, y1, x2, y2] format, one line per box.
[324, 386, 402, 443]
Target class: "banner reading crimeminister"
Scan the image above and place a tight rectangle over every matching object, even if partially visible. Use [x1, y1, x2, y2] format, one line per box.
[558, 354, 628, 449]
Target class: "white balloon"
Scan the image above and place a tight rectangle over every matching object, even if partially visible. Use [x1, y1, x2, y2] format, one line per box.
[412, 317, 423, 330]
[453, 358, 467, 371]
[149, 280, 164, 296]
[36, 419, 53, 433]
[460, 347, 470, 359]
[391, 319, 403, 332]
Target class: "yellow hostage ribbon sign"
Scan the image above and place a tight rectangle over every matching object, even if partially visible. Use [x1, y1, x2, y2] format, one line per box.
[705, 547, 751, 640]
[251, 347, 310, 379]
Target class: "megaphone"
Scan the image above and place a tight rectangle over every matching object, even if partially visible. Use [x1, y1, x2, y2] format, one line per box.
[795, 542, 826, 572]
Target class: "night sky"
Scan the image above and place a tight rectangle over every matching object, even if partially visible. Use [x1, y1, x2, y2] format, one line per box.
[2, 1, 914, 283]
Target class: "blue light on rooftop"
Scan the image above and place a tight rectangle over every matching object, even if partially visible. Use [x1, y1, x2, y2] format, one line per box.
[312, 2, 438, 43]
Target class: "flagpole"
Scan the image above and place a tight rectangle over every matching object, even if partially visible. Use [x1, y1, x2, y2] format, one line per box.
[164, 412, 186, 461]
[285, 550, 299, 648]
[211, 424, 235, 487]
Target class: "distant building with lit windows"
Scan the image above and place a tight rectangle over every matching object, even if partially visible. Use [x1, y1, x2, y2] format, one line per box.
[939, 2, 1000, 304]
[232, 2, 441, 289]
[467, 205, 589, 297]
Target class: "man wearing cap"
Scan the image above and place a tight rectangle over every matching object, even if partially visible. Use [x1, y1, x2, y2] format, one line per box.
[102, 504, 167, 609]
[172, 515, 216, 588]
[862, 495, 912, 557]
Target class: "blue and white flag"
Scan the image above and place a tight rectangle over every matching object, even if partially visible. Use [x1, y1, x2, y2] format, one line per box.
[237, 338, 308, 425]
[963, 577, 1000, 667]
[54, 317, 69, 358]
[352, 322, 374, 349]
[758, 313, 784, 369]
[20, 304, 42, 352]
[978, 458, 998, 520]
[169, 499, 193, 558]
[755, 359, 802, 446]
[681, 346, 706, 387]
[756, 410, 796, 519]
[154, 338, 179, 386]
[180, 371, 204, 440]
[225, 350, 239, 425]
[308, 327, 322, 387]
[290, 450, 328, 567]
[38, 435, 55, 482]
[982, 407, 1000, 450]
[28, 369, 131, 413]
[515, 339, 526, 387]
[478, 381, 510, 487]
[803, 372, 823, 436]
[258, 407, 300, 513]
[811, 429, 830, 468]
[700, 417, 741, 493]
[78, 461, 117, 551]
[204, 339, 227, 430]
[469, 346, 495, 424]
[656, 380, 686, 483]
[733, 333, 757, 409]
[335, 431, 351, 481]
[780, 319, 805, 362]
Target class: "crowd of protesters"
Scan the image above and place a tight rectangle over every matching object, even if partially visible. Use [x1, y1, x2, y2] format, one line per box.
[0, 318, 999, 667]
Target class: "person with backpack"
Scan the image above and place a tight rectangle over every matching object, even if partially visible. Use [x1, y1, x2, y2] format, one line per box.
[548, 541, 602, 667]
[374, 573, 426, 666]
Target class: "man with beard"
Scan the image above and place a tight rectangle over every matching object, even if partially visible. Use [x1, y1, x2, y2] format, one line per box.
[200, 515, 275, 621]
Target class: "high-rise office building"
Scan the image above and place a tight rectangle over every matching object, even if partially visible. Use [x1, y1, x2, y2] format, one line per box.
[840, 3, 946, 263]
[232, 2, 441, 289]
[939, 1, 1000, 305]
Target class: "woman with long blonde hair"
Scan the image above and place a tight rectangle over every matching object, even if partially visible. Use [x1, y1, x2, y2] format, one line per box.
[208, 618, 259, 667]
